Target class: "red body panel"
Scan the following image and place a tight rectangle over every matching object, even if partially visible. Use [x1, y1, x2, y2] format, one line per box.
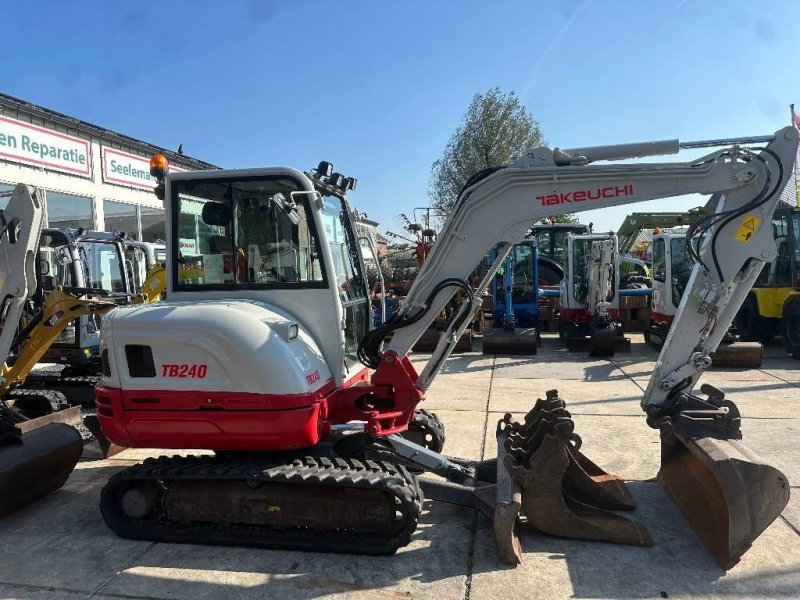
[650, 311, 674, 328]
[96, 357, 424, 452]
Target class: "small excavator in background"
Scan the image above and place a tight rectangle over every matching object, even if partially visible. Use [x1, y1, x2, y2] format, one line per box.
[95, 126, 796, 570]
[558, 232, 631, 356]
[646, 226, 764, 367]
[482, 240, 541, 354]
[616, 209, 709, 257]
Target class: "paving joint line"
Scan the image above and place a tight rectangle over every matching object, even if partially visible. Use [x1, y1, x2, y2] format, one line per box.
[756, 368, 800, 389]
[0, 580, 89, 597]
[86, 541, 157, 599]
[779, 514, 800, 537]
[463, 353, 496, 600]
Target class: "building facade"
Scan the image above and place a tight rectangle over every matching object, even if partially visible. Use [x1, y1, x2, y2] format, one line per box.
[0, 93, 218, 241]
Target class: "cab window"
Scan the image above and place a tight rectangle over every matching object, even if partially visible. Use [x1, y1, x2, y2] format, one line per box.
[172, 176, 326, 289]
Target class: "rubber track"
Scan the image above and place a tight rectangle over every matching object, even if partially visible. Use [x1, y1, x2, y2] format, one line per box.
[5, 389, 67, 418]
[101, 455, 423, 555]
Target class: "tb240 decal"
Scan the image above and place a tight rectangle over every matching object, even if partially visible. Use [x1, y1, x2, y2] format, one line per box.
[162, 364, 208, 378]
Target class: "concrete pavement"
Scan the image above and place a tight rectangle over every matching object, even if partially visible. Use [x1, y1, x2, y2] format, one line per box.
[1, 334, 798, 599]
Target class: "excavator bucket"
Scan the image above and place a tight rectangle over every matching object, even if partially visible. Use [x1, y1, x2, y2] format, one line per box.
[658, 426, 789, 568]
[0, 415, 83, 517]
[83, 414, 127, 458]
[492, 390, 652, 563]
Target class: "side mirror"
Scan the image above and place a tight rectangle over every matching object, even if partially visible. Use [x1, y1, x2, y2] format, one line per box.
[201, 201, 231, 226]
[39, 258, 50, 276]
[55, 245, 73, 265]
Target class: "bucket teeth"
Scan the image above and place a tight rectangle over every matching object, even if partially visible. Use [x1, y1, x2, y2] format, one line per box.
[493, 391, 652, 561]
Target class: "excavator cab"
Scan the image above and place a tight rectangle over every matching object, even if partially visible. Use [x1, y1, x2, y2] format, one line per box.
[30, 229, 132, 373]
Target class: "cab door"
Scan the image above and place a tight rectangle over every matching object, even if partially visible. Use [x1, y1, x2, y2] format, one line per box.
[320, 197, 371, 371]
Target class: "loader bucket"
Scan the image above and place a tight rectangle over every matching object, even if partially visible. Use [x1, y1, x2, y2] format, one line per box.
[0, 422, 83, 517]
[658, 427, 790, 569]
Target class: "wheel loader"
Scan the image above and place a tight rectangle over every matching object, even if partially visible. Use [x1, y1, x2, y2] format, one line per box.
[95, 128, 797, 570]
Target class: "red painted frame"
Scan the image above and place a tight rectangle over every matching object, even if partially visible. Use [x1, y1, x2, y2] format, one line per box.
[96, 352, 424, 452]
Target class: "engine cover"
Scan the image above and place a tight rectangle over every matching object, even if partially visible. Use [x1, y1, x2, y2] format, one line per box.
[96, 300, 337, 451]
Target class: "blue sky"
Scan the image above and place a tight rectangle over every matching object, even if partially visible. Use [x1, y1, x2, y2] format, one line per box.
[2, 1, 797, 235]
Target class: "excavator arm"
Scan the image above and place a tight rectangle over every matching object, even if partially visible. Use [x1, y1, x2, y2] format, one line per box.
[0, 184, 86, 518]
[365, 126, 798, 568]
[380, 128, 799, 392]
[1, 287, 119, 396]
[585, 237, 615, 318]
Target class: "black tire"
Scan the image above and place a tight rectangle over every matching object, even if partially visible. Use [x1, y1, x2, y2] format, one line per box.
[401, 409, 445, 453]
[782, 299, 800, 360]
[537, 258, 563, 287]
[736, 294, 776, 344]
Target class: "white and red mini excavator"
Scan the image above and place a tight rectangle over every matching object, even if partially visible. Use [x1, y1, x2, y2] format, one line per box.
[95, 128, 797, 569]
[558, 232, 631, 356]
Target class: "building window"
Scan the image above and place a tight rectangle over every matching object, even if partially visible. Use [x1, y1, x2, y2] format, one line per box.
[104, 200, 139, 239]
[140, 205, 166, 242]
[46, 190, 93, 230]
[0, 182, 11, 210]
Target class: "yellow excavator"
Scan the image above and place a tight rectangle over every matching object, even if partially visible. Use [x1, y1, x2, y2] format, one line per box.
[0, 184, 164, 516]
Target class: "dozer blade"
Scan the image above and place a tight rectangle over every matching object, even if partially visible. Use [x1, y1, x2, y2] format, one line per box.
[658, 427, 790, 569]
[482, 328, 539, 355]
[0, 422, 83, 517]
[708, 342, 763, 369]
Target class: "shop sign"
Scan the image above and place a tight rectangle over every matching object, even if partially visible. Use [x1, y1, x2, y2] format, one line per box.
[102, 146, 184, 190]
[0, 115, 91, 177]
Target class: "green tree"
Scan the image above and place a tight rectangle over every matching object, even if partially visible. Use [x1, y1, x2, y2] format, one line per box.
[428, 88, 545, 216]
[538, 214, 580, 224]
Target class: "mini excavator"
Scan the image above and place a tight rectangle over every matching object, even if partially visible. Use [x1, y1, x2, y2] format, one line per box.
[95, 128, 797, 569]
[558, 232, 631, 356]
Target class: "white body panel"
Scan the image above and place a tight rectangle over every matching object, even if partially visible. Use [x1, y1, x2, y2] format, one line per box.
[100, 299, 332, 396]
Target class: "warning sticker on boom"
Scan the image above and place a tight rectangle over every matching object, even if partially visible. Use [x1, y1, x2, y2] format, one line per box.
[734, 214, 761, 244]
